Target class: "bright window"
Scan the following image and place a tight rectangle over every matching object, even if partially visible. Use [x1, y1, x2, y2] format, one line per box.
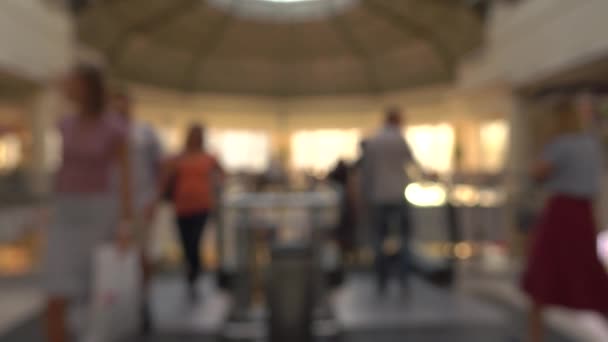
[158, 127, 271, 172]
[291, 129, 361, 174]
[208, 130, 270, 172]
[0, 134, 22, 173]
[158, 126, 183, 156]
[209, 0, 357, 22]
[404, 124, 455, 174]
[480, 120, 509, 173]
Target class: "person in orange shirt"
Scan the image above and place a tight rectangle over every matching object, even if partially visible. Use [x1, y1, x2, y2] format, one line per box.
[161, 124, 223, 301]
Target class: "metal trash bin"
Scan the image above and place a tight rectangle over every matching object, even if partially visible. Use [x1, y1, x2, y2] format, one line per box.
[220, 190, 339, 341]
[268, 244, 314, 342]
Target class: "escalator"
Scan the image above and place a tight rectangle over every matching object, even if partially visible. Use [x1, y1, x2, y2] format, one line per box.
[329, 180, 517, 341]
[211, 182, 519, 341]
[403, 180, 511, 287]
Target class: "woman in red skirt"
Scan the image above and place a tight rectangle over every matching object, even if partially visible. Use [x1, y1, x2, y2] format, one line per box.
[523, 98, 608, 342]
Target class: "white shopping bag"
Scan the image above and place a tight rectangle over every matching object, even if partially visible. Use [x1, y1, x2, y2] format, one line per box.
[83, 244, 141, 342]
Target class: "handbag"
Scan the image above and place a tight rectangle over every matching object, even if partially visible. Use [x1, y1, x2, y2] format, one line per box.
[84, 245, 142, 342]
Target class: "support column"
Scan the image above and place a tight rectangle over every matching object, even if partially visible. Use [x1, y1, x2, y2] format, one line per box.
[26, 88, 63, 198]
[453, 119, 482, 173]
[273, 104, 291, 172]
[504, 95, 532, 258]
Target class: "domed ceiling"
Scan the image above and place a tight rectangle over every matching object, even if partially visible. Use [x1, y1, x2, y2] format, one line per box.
[77, 0, 483, 97]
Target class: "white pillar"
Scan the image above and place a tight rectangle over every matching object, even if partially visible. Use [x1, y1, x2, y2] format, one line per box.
[505, 95, 532, 257]
[27, 87, 63, 197]
[506, 97, 532, 195]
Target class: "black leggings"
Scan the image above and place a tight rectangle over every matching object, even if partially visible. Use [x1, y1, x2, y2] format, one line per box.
[176, 212, 209, 286]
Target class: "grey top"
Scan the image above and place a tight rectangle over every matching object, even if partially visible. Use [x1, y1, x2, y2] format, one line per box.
[364, 126, 415, 204]
[110, 120, 163, 212]
[542, 133, 603, 198]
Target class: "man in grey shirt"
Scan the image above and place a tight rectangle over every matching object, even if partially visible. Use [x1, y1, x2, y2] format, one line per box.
[364, 107, 431, 294]
[110, 90, 163, 333]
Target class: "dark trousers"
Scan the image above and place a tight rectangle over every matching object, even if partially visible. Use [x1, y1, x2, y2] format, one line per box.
[373, 203, 412, 289]
[176, 212, 209, 286]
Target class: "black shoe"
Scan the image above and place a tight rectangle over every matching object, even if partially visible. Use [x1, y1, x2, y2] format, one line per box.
[377, 281, 388, 297]
[399, 284, 411, 303]
[188, 283, 199, 303]
[140, 301, 154, 335]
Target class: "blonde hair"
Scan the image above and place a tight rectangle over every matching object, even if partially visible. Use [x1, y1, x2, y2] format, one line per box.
[533, 96, 583, 143]
[529, 96, 584, 152]
[552, 97, 583, 135]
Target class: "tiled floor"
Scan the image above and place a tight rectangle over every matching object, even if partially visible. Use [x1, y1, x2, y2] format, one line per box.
[0, 274, 576, 342]
[0, 281, 42, 337]
[335, 275, 507, 331]
[0, 201, 589, 342]
[140, 274, 575, 341]
[463, 276, 608, 342]
[150, 276, 231, 334]
[1, 316, 214, 342]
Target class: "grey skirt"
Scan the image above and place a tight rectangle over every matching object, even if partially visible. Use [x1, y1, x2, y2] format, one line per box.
[43, 194, 118, 298]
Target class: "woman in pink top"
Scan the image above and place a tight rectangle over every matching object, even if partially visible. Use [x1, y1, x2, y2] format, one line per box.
[44, 64, 132, 342]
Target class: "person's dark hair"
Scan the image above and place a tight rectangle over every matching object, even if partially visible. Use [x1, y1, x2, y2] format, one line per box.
[385, 106, 402, 126]
[74, 63, 106, 115]
[551, 97, 582, 134]
[185, 124, 205, 152]
[360, 138, 369, 148]
[110, 83, 132, 103]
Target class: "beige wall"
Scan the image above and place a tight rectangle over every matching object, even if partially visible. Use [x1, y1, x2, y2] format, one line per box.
[132, 84, 508, 128]
[0, 104, 25, 129]
[128, 83, 511, 172]
[0, 0, 72, 81]
[461, 0, 608, 88]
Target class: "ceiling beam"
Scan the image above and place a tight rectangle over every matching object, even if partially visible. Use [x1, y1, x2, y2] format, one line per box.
[361, 0, 455, 78]
[0, 72, 38, 102]
[105, 0, 199, 66]
[329, 0, 382, 94]
[182, 1, 237, 91]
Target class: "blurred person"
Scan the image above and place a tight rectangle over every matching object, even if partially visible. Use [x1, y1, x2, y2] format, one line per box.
[523, 98, 608, 342]
[263, 154, 287, 189]
[160, 124, 224, 301]
[109, 90, 163, 334]
[328, 160, 357, 276]
[353, 140, 373, 258]
[364, 107, 434, 295]
[44, 64, 132, 342]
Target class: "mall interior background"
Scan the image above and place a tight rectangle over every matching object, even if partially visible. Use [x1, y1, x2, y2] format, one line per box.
[2, 0, 608, 341]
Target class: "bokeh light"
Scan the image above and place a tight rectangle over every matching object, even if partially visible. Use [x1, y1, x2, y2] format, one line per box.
[405, 182, 448, 207]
